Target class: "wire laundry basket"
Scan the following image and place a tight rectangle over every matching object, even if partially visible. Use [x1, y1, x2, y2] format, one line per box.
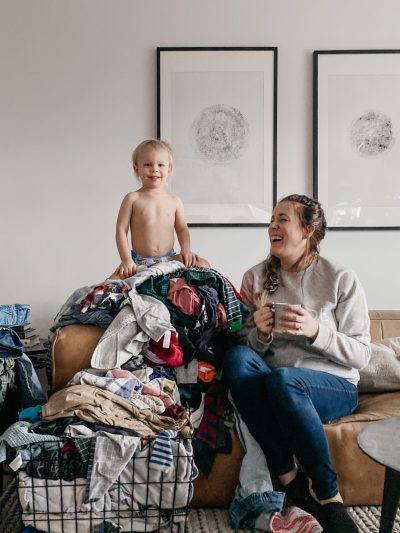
[14, 436, 196, 533]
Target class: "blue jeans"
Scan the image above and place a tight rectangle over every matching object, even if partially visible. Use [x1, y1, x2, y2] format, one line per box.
[14, 353, 47, 407]
[0, 327, 24, 357]
[0, 304, 30, 327]
[0, 328, 46, 407]
[223, 345, 358, 500]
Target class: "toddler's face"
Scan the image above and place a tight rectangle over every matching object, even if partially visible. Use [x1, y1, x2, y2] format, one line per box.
[134, 146, 172, 189]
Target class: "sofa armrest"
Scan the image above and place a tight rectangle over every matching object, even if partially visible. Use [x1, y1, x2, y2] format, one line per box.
[51, 324, 104, 393]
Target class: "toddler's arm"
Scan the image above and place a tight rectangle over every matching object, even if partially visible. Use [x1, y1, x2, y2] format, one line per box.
[115, 193, 137, 278]
[175, 197, 199, 267]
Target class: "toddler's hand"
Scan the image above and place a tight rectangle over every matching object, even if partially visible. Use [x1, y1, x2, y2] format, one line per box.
[180, 250, 199, 267]
[118, 259, 137, 279]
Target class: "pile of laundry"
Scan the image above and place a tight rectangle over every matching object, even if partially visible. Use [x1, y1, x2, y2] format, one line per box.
[0, 262, 249, 533]
[48, 260, 249, 472]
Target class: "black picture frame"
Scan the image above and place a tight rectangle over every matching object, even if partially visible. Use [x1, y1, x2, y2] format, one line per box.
[313, 49, 400, 230]
[157, 47, 278, 226]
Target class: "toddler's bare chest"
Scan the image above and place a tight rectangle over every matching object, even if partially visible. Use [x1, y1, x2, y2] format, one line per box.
[133, 198, 176, 223]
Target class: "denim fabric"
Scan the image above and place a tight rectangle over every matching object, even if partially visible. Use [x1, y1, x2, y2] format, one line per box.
[0, 326, 46, 408]
[131, 249, 175, 267]
[0, 327, 25, 357]
[0, 304, 30, 327]
[232, 399, 275, 493]
[14, 353, 47, 408]
[229, 491, 285, 529]
[223, 345, 358, 500]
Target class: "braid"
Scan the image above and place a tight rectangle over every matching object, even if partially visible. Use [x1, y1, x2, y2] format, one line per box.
[264, 256, 280, 294]
[263, 194, 327, 294]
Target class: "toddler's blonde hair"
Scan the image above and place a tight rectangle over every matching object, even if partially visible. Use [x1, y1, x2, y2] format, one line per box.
[131, 139, 174, 175]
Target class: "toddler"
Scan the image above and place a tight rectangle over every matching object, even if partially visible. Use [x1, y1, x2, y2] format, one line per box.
[115, 139, 207, 278]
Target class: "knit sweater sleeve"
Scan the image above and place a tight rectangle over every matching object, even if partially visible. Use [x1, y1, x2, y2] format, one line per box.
[311, 268, 371, 370]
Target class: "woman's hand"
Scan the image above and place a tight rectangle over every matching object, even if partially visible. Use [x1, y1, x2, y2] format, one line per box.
[253, 302, 275, 342]
[280, 306, 319, 341]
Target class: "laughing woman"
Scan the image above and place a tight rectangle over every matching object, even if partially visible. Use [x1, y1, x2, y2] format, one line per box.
[223, 194, 371, 533]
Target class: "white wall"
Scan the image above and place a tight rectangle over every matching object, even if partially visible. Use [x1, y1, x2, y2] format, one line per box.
[1, 0, 399, 337]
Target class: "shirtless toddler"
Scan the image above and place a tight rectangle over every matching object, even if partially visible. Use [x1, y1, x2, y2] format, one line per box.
[115, 139, 207, 278]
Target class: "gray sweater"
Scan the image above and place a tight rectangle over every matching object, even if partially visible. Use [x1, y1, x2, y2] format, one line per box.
[238, 256, 371, 385]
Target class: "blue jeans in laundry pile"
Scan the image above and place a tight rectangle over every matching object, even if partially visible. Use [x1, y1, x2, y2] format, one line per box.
[0, 327, 25, 357]
[229, 490, 285, 530]
[14, 354, 47, 407]
[0, 327, 46, 408]
[0, 304, 30, 326]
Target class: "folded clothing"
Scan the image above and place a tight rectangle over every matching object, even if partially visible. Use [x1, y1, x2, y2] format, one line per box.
[0, 304, 30, 327]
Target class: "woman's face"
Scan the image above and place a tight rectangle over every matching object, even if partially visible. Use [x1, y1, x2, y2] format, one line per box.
[268, 201, 308, 269]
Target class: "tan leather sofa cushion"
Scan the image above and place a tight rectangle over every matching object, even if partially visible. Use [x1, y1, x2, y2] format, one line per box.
[191, 429, 246, 508]
[338, 391, 400, 424]
[370, 310, 400, 341]
[51, 324, 104, 393]
[325, 391, 400, 505]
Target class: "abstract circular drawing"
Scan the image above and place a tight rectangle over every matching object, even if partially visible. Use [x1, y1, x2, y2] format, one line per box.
[350, 110, 394, 157]
[190, 104, 250, 164]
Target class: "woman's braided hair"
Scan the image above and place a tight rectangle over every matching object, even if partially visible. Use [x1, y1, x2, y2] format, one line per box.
[264, 194, 327, 294]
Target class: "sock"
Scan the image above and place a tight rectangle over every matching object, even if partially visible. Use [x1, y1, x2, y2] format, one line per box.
[284, 469, 323, 523]
[320, 502, 359, 533]
[149, 429, 177, 473]
[269, 506, 323, 533]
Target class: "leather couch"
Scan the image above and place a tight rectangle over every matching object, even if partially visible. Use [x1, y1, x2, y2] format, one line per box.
[50, 310, 400, 507]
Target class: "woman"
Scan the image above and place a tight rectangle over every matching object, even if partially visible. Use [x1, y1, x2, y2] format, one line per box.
[224, 194, 371, 532]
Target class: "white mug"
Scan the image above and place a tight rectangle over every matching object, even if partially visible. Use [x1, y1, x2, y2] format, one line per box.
[273, 302, 301, 333]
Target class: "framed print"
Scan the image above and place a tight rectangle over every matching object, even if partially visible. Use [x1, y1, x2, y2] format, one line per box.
[313, 50, 400, 230]
[157, 47, 277, 226]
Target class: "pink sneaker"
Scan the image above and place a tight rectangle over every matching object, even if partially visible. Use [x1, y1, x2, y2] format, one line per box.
[269, 506, 323, 533]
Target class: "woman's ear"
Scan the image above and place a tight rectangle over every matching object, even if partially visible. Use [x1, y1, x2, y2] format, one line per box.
[304, 224, 315, 238]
